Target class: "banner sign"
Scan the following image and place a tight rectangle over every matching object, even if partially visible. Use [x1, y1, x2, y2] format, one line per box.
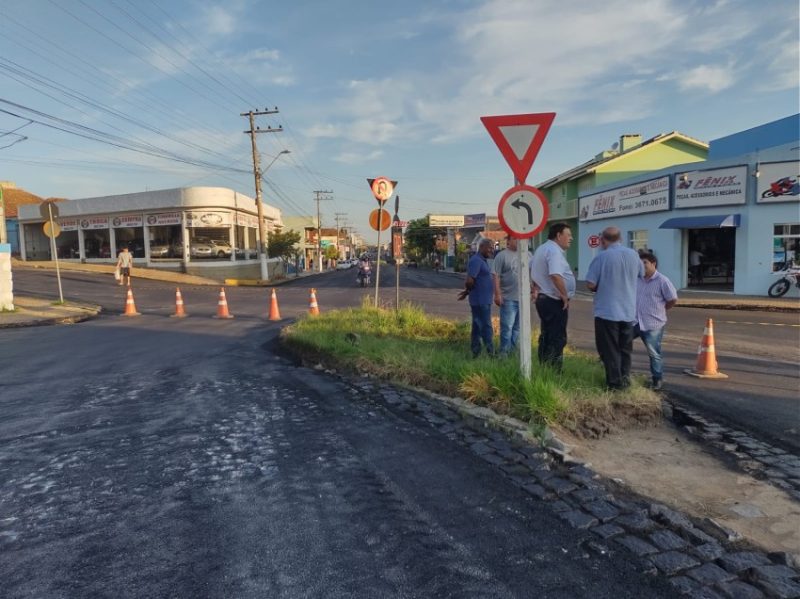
[235, 212, 259, 227]
[186, 211, 231, 228]
[79, 216, 109, 230]
[58, 218, 79, 232]
[464, 213, 487, 227]
[429, 214, 465, 227]
[579, 176, 670, 222]
[111, 214, 143, 228]
[674, 165, 747, 208]
[757, 161, 800, 204]
[145, 212, 182, 226]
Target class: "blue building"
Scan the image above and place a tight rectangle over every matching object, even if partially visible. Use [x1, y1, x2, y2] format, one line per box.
[577, 115, 800, 296]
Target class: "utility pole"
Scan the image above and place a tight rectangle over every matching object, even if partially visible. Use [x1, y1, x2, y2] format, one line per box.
[242, 108, 282, 281]
[334, 212, 346, 260]
[313, 190, 333, 272]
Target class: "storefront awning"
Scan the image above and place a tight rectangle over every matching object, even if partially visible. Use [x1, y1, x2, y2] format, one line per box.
[659, 214, 741, 229]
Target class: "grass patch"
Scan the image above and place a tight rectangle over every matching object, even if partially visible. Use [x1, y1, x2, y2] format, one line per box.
[281, 302, 661, 437]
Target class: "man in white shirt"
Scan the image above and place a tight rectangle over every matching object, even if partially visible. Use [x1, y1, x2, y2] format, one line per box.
[530, 223, 575, 371]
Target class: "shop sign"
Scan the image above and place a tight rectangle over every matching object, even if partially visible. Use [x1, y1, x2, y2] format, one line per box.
[58, 218, 79, 231]
[79, 216, 109, 230]
[674, 165, 747, 208]
[186, 211, 231, 228]
[111, 214, 143, 228]
[579, 176, 669, 222]
[145, 212, 181, 226]
[757, 161, 800, 204]
[429, 214, 465, 227]
[464, 213, 486, 227]
[234, 212, 259, 227]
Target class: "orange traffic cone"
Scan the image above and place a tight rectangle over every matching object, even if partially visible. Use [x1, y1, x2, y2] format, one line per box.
[308, 288, 320, 316]
[171, 287, 187, 318]
[685, 318, 728, 379]
[213, 287, 234, 319]
[268, 288, 281, 321]
[122, 286, 140, 316]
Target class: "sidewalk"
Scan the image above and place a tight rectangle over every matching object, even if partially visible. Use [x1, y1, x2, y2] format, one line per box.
[0, 296, 102, 328]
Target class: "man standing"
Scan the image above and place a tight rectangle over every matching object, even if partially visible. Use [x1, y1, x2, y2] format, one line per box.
[116, 246, 134, 287]
[492, 235, 529, 356]
[585, 227, 643, 390]
[636, 251, 678, 390]
[530, 223, 575, 370]
[458, 239, 495, 358]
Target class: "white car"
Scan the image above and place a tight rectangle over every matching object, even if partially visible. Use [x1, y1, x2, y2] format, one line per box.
[336, 260, 352, 270]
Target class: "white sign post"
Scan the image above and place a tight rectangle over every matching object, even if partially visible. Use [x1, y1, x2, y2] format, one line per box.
[481, 112, 555, 380]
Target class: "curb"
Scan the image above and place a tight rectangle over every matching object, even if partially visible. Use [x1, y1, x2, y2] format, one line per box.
[0, 304, 103, 329]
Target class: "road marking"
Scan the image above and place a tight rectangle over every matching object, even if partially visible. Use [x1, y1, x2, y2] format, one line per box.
[720, 320, 800, 327]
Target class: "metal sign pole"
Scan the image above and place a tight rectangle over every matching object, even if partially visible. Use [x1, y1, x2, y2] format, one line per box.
[48, 203, 64, 304]
[518, 237, 532, 380]
[374, 223, 382, 307]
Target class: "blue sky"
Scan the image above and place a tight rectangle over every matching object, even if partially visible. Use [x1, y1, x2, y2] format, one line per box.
[0, 0, 797, 237]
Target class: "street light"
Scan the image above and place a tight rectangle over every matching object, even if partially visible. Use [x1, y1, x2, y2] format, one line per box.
[256, 150, 290, 280]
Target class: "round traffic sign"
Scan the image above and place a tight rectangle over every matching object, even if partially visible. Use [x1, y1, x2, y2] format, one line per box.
[587, 234, 601, 248]
[497, 184, 549, 239]
[369, 208, 391, 231]
[370, 177, 394, 203]
[43, 221, 61, 239]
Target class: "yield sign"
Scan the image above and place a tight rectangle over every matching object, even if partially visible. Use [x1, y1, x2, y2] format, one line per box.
[480, 112, 555, 184]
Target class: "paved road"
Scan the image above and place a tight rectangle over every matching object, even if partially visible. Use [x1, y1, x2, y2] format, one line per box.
[12, 267, 800, 453]
[1, 270, 674, 597]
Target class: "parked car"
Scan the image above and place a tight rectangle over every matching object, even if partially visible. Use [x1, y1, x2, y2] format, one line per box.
[336, 260, 352, 270]
[190, 238, 232, 258]
[149, 243, 171, 258]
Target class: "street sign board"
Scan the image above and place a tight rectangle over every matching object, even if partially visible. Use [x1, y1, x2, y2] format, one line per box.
[369, 208, 391, 231]
[480, 112, 555, 184]
[367, 177, 396, 203]
[43, 221, 61, 239]
[497, 184, 549, 239]
[588, 234, 601, 248]
[40, 200, 60, 220]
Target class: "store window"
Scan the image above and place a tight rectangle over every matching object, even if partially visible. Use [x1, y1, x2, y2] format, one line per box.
[149, 225, 183, 260]
[115, 227, 145, 258]
[628, 230, 649, 252]
[84, 229, 111, 259]
[190, 227, 232, 260]
[772, 223, 800, 271]
[55, 231, 79, 259]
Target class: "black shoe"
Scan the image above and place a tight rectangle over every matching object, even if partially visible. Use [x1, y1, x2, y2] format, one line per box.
[651, 379, 663, 391]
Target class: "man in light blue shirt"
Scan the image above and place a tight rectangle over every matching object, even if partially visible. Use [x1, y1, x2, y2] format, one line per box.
[585, 227, 644, 390]
[530, 223, 575, 370]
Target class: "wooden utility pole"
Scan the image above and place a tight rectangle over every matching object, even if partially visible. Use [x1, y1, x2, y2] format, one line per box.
[241, 108, 282, 281]
[334, 212, 346, 260]
[313, 190, 333, 272]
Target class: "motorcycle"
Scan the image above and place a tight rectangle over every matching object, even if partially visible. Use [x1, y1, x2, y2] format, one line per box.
[761, 176, 799, 199]
[357, 263, 372, 288]
[768, 266, 800, 297]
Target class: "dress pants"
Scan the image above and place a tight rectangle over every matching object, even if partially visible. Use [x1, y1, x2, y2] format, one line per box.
[535, 295, 568, 370]
[594, 317, 635, 389]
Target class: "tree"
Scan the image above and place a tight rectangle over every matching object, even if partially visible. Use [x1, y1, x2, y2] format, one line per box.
[268, 229, 301, 264]
[404, 217, 445, 261]
[324, 245, 339, 261]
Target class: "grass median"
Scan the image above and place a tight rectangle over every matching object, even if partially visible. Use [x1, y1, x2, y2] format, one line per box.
[281, 301, 661, 437]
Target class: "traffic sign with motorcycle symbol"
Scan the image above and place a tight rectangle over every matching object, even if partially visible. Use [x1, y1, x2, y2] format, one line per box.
[497, 184, 549, 239]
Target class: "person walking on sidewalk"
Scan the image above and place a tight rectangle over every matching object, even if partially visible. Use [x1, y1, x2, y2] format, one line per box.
[493, 235, 530, 357]
[636, 251, 678, 391]
[116, 246, 134, 287]
[458, 239, 495, 358]
[530, 223, 575, 371]
[586, 227, 644, 391]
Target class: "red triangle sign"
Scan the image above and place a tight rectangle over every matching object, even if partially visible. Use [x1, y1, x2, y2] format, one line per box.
[480, 112, 556, 184]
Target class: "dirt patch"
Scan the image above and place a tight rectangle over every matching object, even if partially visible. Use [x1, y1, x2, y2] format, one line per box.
[565, 422, 800, 555]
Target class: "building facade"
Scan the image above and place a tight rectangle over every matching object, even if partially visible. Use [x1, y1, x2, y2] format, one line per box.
[17, 186, 285, 279]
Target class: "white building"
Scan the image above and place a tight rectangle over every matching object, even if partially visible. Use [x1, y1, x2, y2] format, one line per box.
[17, 186, 284, 279]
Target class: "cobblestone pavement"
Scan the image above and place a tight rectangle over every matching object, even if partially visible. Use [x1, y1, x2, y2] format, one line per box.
[669, 402, 800, 500]
[0, 320, 671, 598]
[338, 377, 800, 599]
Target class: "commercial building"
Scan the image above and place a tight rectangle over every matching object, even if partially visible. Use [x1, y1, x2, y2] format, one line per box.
[576, 115, 799, 296]
[17, 186, 285, 279]
[535, 132, 709, 268]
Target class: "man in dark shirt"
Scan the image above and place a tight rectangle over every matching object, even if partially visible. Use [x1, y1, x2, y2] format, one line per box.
[458, 239, 495, 358]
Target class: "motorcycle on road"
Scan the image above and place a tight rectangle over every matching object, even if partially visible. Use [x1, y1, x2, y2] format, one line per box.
[357, 262, 372, 288]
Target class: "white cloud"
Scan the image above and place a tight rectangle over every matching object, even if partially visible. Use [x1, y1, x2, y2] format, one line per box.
[304, 123, 341, 138]
[203, 6, 237, 36]
[678, 64, 736, 93]
[332, 149, 384, 164]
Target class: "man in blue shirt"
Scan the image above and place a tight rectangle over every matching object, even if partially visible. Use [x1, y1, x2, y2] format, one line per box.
[585, 227, 644, 390]
[459, 239, 495, 358]
[636, 251, 678, 390]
